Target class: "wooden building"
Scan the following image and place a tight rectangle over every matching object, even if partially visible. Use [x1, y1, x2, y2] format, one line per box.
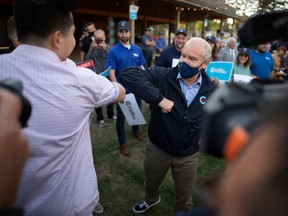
[0, 0, 241, 52]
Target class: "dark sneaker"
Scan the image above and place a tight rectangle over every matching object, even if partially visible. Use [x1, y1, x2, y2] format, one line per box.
[119, 143, 130, 156]
[132, 197, 161, 213]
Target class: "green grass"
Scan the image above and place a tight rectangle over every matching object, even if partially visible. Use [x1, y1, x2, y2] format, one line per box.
[90, 102, 225, 216]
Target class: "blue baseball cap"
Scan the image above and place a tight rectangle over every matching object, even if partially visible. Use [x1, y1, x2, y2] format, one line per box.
[239, 47, 250, 56]
[175, 29, 187, 37]
[117, 20, 131, 31]
[206, 35, 217, 44]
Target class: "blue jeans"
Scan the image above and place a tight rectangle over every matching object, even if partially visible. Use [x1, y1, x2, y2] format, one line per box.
[116, 96, 142, 145]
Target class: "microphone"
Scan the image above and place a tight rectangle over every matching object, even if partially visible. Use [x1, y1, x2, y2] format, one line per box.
[238, 10, 288, 46]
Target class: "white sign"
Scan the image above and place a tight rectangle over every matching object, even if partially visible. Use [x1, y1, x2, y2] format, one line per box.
[118, 93, 146, 126]
[204, 19, 208, 27]
[233, 74, 254, 83]
[172, 58, 179, 68]
[129, 5, 139, 20]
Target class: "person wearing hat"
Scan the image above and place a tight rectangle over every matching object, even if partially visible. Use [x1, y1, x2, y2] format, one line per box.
[156, 28, 188, 68]
[154, 31, 167, 64]
[206, 35, 218, 61]
[233, 48, 252, 79]
[155, 31, 166, 54]
[106, 20, 146, 156]
[141, 27, 156, 67]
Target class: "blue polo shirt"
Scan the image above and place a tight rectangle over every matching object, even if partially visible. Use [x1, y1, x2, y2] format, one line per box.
[106, 42, 146, 82]
[155, 37, 166, 50]
[250, 50, 274, 79]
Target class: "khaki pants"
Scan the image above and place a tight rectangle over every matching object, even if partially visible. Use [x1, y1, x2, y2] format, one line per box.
[144, 139, 198, 212]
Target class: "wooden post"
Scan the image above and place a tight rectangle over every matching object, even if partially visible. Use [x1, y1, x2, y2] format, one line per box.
[129, 0, 136, 44]
[219, 18, 224, 32]
[175, 7, 181, 30]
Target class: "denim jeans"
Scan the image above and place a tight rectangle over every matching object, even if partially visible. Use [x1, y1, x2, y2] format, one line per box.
[116, 96, 142, 145]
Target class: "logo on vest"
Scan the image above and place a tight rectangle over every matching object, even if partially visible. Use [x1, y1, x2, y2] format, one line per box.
[200, 96, 206, 105]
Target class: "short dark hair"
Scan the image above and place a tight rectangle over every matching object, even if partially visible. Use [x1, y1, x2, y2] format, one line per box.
[13, 0, 77, 42]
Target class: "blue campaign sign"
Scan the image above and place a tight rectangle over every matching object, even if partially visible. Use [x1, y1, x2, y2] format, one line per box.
[206, 61, 234, 83]
[130, 12, 137, 20]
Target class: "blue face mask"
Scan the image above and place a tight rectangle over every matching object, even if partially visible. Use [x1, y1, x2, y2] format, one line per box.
[178, 61, 206, 79]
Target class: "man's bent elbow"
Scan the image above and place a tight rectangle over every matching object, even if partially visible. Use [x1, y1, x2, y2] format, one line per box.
[114, 83, 126, 102]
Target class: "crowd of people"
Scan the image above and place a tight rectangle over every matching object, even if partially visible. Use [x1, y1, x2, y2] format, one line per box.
[2, 0, 288, 215]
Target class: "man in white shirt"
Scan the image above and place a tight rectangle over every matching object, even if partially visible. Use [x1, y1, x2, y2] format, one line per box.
[0, 0, 125, 215]
[218, 37, 239, 62]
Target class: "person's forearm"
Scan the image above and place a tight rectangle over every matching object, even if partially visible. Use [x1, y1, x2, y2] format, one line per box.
[80, 51, 85, 62]
[0, 90, 29, 209]
[109, 70, 117, 83]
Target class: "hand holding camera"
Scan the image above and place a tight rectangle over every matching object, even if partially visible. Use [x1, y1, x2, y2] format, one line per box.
[0, 79, 32, 128]
[91, 39, 106, 50]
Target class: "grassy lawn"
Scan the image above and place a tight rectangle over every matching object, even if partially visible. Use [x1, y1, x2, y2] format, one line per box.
[91, 101, 225, 216]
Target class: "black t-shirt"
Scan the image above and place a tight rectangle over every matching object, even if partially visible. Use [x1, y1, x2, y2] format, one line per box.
[80, 36, 93, 57]
[156, 44, 181, 68]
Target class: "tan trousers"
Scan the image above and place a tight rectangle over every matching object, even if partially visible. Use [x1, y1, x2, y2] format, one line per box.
[144, 139, 198, 212]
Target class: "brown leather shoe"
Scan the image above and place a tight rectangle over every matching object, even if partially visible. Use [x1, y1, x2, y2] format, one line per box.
[133, 131, 144, 141]
[120, 144, 130, 156]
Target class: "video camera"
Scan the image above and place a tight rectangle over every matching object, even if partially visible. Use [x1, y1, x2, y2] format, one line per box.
[201, 10, 288, 162]
[0, 78, 32, 128]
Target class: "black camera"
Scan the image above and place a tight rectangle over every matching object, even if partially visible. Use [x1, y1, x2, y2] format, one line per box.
[0, 78, 32, 128]
[200, 10, 288, 161]
[238, 10, 288, 47]
[201, 80, 288, 161]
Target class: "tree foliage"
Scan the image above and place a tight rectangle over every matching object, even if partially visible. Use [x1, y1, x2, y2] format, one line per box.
[227, 0, 288, 16]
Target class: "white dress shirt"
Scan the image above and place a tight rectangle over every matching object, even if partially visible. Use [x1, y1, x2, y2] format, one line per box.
[230, 48, 236, 61]
[0, 45, 119, 215]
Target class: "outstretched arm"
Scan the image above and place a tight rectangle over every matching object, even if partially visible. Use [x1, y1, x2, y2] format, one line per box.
[0, 89, 30, 208]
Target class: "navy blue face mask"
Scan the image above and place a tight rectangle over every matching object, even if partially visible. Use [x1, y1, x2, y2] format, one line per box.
[178, 61, 206, 79]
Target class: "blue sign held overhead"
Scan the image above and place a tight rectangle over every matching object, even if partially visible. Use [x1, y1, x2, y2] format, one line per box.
[205, 61, 234, 84]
